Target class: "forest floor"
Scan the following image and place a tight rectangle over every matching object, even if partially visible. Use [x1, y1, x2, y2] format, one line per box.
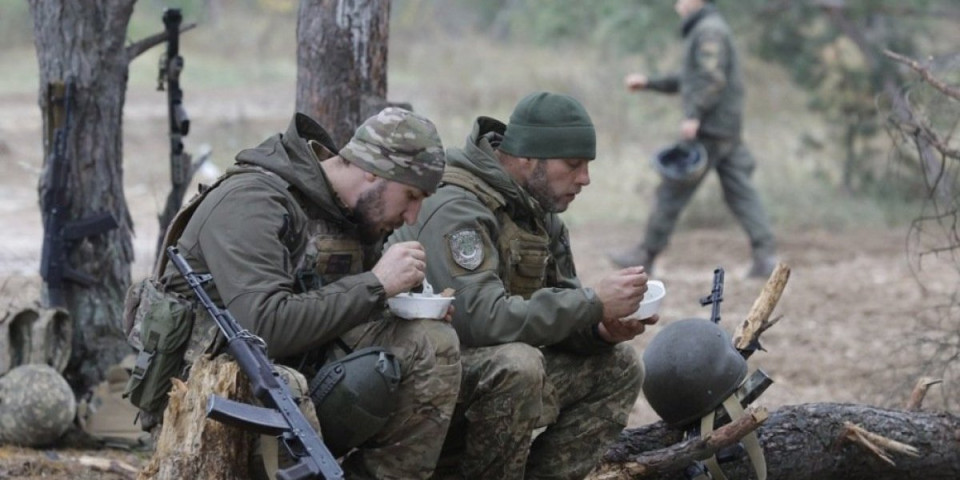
[1, 85, 957, 478]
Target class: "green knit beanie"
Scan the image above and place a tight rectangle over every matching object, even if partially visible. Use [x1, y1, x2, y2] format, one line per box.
[499, 91, 596, 160]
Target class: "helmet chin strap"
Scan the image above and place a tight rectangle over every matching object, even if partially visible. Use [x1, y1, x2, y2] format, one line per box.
[695, 394, 767, 480]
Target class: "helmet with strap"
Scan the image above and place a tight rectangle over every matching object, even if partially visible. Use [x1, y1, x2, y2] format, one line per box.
[643, 318, 767, 480]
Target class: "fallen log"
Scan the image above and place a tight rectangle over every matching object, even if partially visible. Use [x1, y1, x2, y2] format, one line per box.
[593, 403, 960, 480]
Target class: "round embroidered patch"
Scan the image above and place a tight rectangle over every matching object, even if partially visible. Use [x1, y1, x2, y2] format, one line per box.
[449, 229, 484, 270]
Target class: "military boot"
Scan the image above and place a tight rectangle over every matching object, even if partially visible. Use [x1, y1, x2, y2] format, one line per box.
[608, 245, 657, 273]
[747, 253, 777, 279]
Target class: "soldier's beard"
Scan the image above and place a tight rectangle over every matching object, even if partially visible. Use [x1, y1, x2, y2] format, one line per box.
[525, 161, 569, 213]
[354, 180, 391, 243]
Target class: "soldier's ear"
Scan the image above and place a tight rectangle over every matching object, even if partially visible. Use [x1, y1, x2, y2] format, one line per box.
[363, 170, 379, 184]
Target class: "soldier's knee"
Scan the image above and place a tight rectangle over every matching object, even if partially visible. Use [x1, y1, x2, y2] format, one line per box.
[610, 344, 644, 392]
[487, 343, 546, 391]
[405, 319, 460, 365]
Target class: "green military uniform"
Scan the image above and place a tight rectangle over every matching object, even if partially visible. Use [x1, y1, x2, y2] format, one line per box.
[638, 4, 776, 266]
[390, 114, 643, 479]
[161, 111, 460, 479]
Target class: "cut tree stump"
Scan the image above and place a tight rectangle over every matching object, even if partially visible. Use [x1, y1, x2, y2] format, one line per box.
[137, 355, 257, 480]
[592, 403, 960, 480]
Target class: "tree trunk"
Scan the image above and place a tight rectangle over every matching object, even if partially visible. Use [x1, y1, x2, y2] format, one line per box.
[295, 0, 391, 146]
[29, 0, 136, 392]
[137, 356, 257, 480]
[594, 403, 960, 480]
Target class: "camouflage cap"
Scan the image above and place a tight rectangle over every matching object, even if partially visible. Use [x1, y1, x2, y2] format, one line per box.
[0, 364, 76, 446]
[339, 107, 446, 194]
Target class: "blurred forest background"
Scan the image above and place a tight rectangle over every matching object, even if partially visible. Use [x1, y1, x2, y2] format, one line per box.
[2, 0, 960, 413]
[3, 0, 958, 233]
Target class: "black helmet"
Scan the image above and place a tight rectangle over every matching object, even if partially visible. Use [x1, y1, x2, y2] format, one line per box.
[651, 141, 708, 185]
[641, 318, 747, 427]
[308, 346, 401, 457]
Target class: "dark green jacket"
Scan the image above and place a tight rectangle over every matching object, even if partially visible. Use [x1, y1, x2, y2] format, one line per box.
[646, 5, 745, 138]
[162, 114, 384, 358]
[389, 117, 610, 353]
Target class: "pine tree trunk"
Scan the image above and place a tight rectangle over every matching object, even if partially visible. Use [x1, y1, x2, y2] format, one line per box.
[295, 0, 391, 146]
[28, 0, 136, 392]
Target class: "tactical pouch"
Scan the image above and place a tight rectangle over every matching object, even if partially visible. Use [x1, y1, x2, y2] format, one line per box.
[122, 278, 195, 421]
[502, 231, 550, 299]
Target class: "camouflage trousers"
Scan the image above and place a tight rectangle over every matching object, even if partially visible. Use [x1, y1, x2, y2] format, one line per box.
[335, 318, 462, 480]
[643, 136, 776, 257]
[433, 342, 643, 480]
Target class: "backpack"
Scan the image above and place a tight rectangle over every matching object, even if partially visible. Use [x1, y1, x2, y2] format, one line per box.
[0, 304, 72, 376]
[77, 355, 153, 449]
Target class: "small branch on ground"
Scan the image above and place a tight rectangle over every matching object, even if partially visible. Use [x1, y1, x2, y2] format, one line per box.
[905, 377, 943, 411]
[590, 408, 768, 479]
[838, 421, 920, 466]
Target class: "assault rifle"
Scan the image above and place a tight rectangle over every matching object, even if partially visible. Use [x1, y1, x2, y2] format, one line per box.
[39, 79, 119, 307]
[699, 266, 724, 324]
[167, 247, 344, 480]
[156, 8, 192, 257]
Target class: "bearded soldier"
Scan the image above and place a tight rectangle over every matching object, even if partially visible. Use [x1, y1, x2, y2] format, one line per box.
[390, 92, 656, 479]
[133, 108, 460, 479]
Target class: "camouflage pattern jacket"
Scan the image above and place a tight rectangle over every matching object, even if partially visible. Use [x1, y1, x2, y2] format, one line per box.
[389, 117, 611, 354]
[161, 113, 386, 358]
[646, 4, 745, 139]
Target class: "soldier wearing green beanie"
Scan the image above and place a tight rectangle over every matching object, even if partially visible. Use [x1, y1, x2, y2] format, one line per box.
[389, 91, 656, 479]
[136, 108, 460, 479]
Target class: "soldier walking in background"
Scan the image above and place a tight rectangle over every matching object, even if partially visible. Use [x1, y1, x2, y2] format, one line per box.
[391, 91, 656, 479]
[609, 0, 777, 278]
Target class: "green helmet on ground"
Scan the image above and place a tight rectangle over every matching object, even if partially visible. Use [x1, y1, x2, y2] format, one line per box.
[642, 317, 747, 427]
[0, 364, 77, 446]
[309, 346, 401, 457]
[651, 141, 709, 186]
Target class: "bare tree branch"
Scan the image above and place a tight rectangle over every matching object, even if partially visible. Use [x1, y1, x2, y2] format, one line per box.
[884, 49, 960, 101]
[125, 23, 197, 62]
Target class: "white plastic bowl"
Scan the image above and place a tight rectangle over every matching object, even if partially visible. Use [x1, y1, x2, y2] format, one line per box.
[387, 293, 454, 320]
[628, 280, 666, 320]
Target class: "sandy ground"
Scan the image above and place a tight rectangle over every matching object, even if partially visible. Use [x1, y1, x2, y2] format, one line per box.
[1, 85, 957, 478]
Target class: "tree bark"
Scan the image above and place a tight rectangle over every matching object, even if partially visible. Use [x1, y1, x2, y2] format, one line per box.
[296, 0, 391, 146]
[137, 355, 256, 480]
[594, 403, 960, 480]
[29, 0, 136, 392]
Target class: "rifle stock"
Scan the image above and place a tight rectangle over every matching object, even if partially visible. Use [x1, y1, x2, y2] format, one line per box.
[166, 246, 344, 480]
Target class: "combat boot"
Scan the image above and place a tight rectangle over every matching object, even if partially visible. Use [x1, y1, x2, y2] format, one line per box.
[608, 245, 657, 273]
[747, 253, 777, 279]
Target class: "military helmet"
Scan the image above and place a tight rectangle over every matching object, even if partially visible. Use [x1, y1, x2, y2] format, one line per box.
[651, 141, 708, 185]
[0, 364, 77, 446]
[309, 346, 401, 457]
[642, 318, 747, 427]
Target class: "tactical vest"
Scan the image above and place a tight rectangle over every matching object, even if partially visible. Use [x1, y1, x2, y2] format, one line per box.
[294, 215, 367, 292]
[441, 166, 550, 299]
